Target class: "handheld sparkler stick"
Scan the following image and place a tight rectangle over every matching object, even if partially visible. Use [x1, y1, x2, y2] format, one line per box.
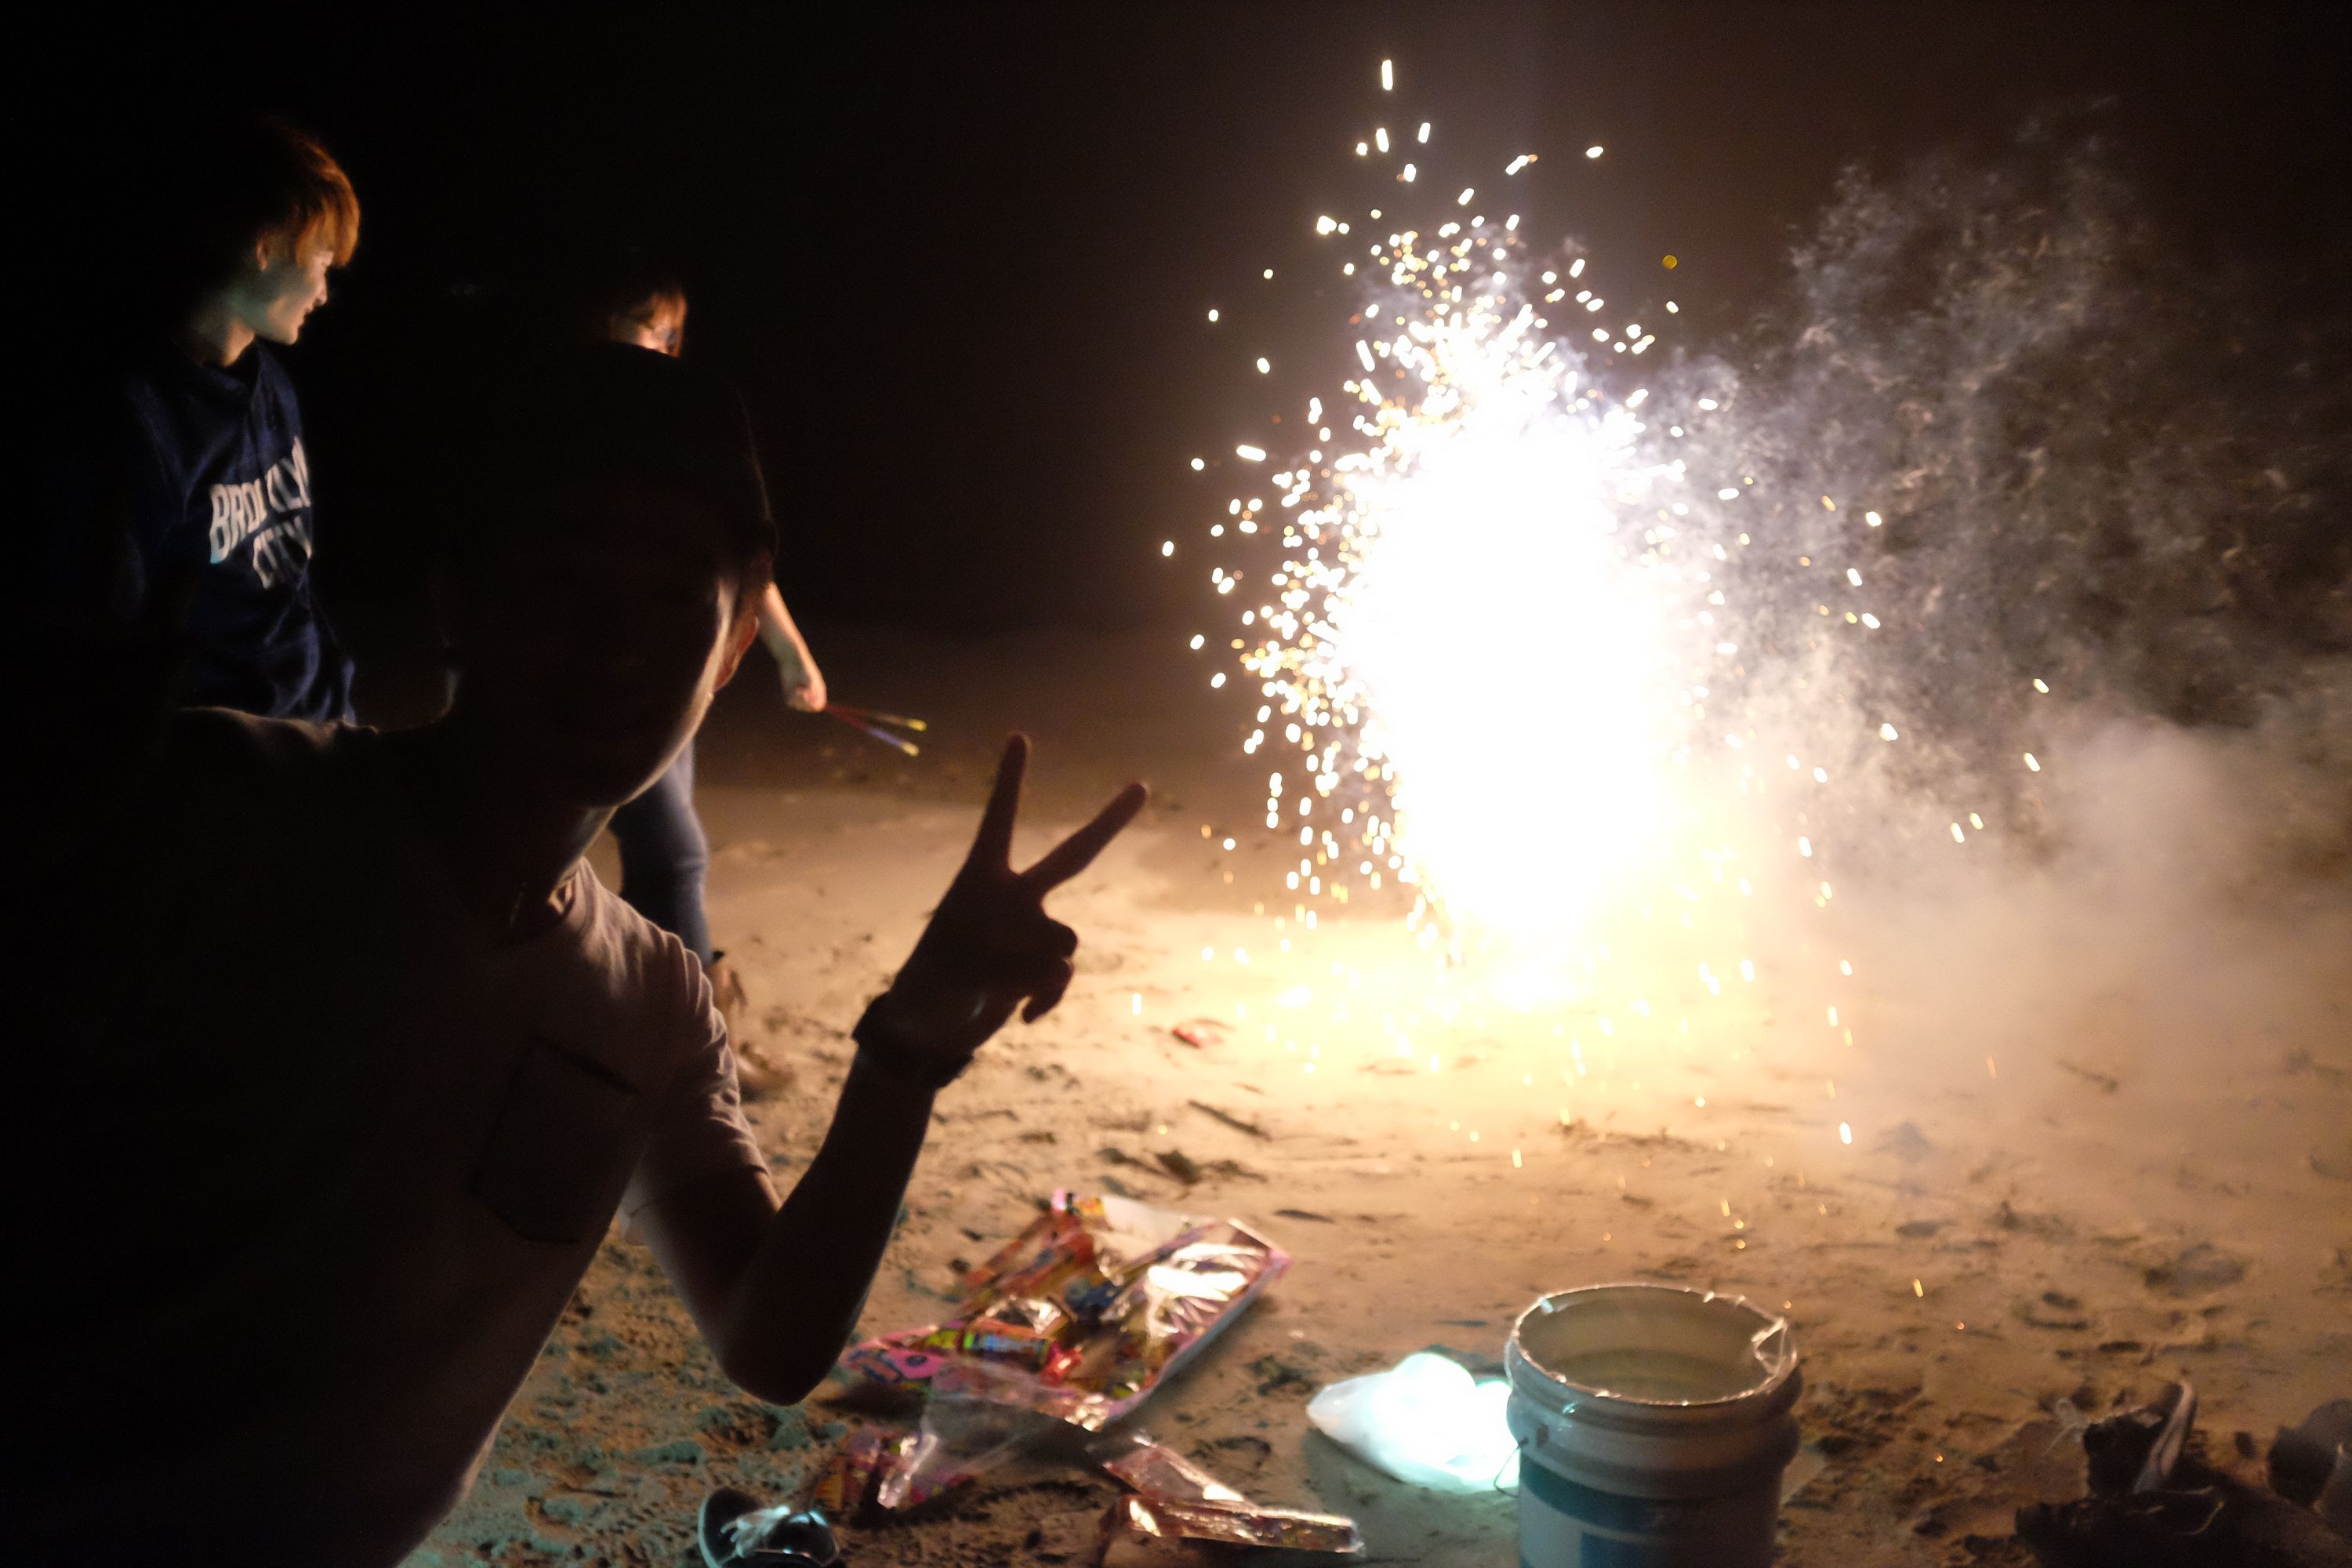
[827, 702, 929, 734]
[824, 707, 920, 757]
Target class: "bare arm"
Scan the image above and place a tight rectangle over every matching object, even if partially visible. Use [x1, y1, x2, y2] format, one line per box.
[638, 735, 1146, 1404]
[755, 582, 826, 712]
[636, 1057, 938, 1404]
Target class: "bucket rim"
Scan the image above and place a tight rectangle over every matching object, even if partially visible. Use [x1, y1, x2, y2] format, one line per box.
[1507, 1281, 1798, 1411]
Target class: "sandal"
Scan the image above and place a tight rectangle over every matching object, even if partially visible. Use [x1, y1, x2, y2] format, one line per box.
[698, 1487, 842, 1567]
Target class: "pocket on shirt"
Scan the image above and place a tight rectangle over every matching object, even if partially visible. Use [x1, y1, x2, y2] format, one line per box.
[470, 1040, 640, 1244]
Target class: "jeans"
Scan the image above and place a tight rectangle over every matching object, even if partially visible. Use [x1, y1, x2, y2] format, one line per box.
[608, 739, 713, 964]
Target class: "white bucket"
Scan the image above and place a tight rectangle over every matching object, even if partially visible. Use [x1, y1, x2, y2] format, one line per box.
[1505, 1283, 1801, 1567]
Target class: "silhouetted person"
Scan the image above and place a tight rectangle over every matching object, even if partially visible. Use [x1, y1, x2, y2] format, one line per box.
[5, 343, 1145, 1565]
[554, 252, 828, 1053]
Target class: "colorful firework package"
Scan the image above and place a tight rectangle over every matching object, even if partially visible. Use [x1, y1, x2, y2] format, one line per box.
[826, 1192, 1293, 1519]
[841, 1192, 1290, 1431]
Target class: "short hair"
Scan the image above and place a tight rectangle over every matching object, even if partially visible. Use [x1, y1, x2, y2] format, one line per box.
[434, 341, 776, 580]
[157, 114, 360, 306]
[539, 238, 688, 342]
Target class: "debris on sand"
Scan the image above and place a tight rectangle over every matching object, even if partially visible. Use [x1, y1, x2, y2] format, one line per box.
[2057, 1060, 2122, 1094]
[1994, 1200, 2076, 1239]
[2143, 1244, 2248, 1298]
[1170, 1018, 1229, 1051]
[1875, 1120, 1936, 1162]
[697, 1486, 840, 1567]
[1096, 1428, 1364, 1553]
[2082, 1379, 2196, 1497]
[2013, 1291, 2093, 1331]
[1155, 1149, 1204, 1184]
[2270, 1399, 2352, 1528]
[1102, 1493, 1364, 1557]
[2016, 1381, 2352, 1567]
[1187, 1100, 1272, 1140]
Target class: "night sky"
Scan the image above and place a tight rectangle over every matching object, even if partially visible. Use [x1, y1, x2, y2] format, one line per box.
[55, 2, 2343, 637]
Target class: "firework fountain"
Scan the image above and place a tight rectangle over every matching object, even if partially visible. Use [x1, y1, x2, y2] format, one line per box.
[1170, 58, 1962, 1145]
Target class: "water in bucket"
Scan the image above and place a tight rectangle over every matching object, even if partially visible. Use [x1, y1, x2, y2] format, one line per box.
[1505, 1283, 1801, 1567]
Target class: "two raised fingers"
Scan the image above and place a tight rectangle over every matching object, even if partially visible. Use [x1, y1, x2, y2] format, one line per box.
[958, 734, 1145, 1023]
[965, 734, 1149, 893]
[1022, 782, 1149, 892]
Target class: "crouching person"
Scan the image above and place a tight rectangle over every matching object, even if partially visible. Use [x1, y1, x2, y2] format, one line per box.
[4, 343, 1144, 1565]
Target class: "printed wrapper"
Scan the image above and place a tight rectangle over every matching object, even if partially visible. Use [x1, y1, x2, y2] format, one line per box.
[811, 1425, 969, 1517]
[811, 1428, 889, 1515]
[840, 1192, 1290, 1431]
[1110, 1494, 1366, 1555]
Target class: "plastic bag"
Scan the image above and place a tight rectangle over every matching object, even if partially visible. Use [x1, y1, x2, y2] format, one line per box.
[873, 1396, 1068, 1512]
[1306, 1351, 1519, 1494]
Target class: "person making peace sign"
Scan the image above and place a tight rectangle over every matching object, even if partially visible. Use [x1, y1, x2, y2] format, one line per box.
[6, 343, 1146, 1567]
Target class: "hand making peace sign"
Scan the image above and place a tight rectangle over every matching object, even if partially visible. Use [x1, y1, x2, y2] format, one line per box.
[855, 735, 1148, 1081]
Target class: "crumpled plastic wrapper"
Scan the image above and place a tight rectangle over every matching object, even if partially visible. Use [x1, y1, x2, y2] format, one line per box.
[1096, 1435, 1365, 1557]
[1100, 1436, 1245, 1504]
[840, 1192, 1290, 1432]
[1106, 1494, 1364, 1555]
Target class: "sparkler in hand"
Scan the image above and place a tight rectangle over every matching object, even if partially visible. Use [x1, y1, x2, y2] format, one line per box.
[824, 702, 929, 757]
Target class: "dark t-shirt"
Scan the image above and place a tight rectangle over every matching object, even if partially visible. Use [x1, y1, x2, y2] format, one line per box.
[41, 343, 354, 720]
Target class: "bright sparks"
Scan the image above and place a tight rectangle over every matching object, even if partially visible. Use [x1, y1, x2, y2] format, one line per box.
[1182, 174, 1751, 966]
[1167, 58, 2016, 1158]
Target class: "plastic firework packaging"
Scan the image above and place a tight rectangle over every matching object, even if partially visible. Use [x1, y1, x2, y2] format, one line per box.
[1104, 1495, 1366, 1556]
[810, 1429, 892, 1515]
[840, 1192, 1289, 1430]
[1095, 1435, 1366, 1558]
[1098, 1437, 1247, 1503]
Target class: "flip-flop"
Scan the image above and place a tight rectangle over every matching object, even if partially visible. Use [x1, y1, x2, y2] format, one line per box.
[698, 1487, 843, 1567]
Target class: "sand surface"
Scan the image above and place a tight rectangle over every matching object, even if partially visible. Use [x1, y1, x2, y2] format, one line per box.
[413, 626, 2352, 1567]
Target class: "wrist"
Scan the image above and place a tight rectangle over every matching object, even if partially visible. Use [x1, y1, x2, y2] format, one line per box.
[851, 993, 975, 1091]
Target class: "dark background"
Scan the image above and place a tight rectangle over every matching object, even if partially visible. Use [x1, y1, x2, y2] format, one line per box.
[42, 2, 2344, 636]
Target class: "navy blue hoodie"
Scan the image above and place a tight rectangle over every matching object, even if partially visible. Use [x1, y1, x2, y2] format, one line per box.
[42, 343, 353, 720]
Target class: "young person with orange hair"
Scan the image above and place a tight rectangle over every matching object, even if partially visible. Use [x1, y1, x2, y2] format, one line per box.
[35, 113, 362, 719]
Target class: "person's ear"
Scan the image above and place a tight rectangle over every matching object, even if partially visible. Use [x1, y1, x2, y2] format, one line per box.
[253, 236, 276, 274]
[711, 568, 768, 690]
